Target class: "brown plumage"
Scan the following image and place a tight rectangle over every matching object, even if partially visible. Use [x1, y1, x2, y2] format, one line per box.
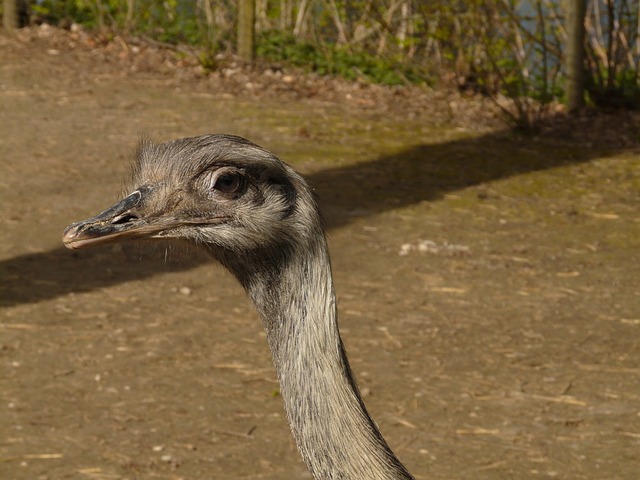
[63, 134, 414, 479]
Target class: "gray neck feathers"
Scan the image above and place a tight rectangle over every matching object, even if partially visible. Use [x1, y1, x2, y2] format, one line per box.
[224, 233, 413, 479]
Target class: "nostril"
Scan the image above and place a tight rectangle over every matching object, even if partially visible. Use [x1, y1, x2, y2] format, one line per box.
[111, 213, 139, 224]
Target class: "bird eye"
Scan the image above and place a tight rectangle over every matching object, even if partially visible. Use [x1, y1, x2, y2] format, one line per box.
[212, 172, 243, 195]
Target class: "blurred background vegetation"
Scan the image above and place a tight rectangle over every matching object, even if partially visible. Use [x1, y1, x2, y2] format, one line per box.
[2, 0, 639, 124]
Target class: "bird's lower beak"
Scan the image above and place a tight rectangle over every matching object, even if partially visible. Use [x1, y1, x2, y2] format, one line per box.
[63, 187, 160, 250]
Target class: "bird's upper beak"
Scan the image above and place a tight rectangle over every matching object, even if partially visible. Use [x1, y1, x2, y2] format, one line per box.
[62, 187, 161, 250]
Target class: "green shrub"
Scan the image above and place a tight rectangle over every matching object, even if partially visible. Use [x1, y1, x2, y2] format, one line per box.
[256, 30, 428, 86]
[32, 0, 97, 27]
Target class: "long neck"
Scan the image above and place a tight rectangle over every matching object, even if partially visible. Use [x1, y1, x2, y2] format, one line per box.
[236, 237, 413, 480]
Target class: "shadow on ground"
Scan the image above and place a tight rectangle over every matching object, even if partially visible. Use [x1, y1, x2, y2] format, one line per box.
[0, 130, 615, 307]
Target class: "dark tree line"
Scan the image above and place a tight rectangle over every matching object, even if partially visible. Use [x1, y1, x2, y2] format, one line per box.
[3, 0, 638, 119]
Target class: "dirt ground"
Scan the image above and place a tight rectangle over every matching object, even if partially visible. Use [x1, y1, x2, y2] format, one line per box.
[1, 26, 639, 480]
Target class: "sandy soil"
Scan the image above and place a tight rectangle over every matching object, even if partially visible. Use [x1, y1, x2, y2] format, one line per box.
[1, 26, 639, 480]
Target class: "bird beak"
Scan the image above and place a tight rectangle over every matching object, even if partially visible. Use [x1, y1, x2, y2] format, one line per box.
[63, 187, 161, 250]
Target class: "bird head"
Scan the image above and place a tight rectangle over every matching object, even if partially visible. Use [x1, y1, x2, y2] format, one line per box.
[63, 135, 318, 263]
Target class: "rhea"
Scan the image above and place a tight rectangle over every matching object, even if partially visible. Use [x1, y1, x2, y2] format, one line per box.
[63, 134, 414, 479]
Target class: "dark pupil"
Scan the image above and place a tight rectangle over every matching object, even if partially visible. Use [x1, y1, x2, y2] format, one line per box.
[215, 174, 240, 193]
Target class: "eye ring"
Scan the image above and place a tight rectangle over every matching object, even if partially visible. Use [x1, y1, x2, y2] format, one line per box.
[211, 170, 244, 196]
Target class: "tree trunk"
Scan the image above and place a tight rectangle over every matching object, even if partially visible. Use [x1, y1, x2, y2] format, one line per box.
[3, 0, 19, 30]
[238, 0, 255, 62]
[565, 0, 587, 111]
